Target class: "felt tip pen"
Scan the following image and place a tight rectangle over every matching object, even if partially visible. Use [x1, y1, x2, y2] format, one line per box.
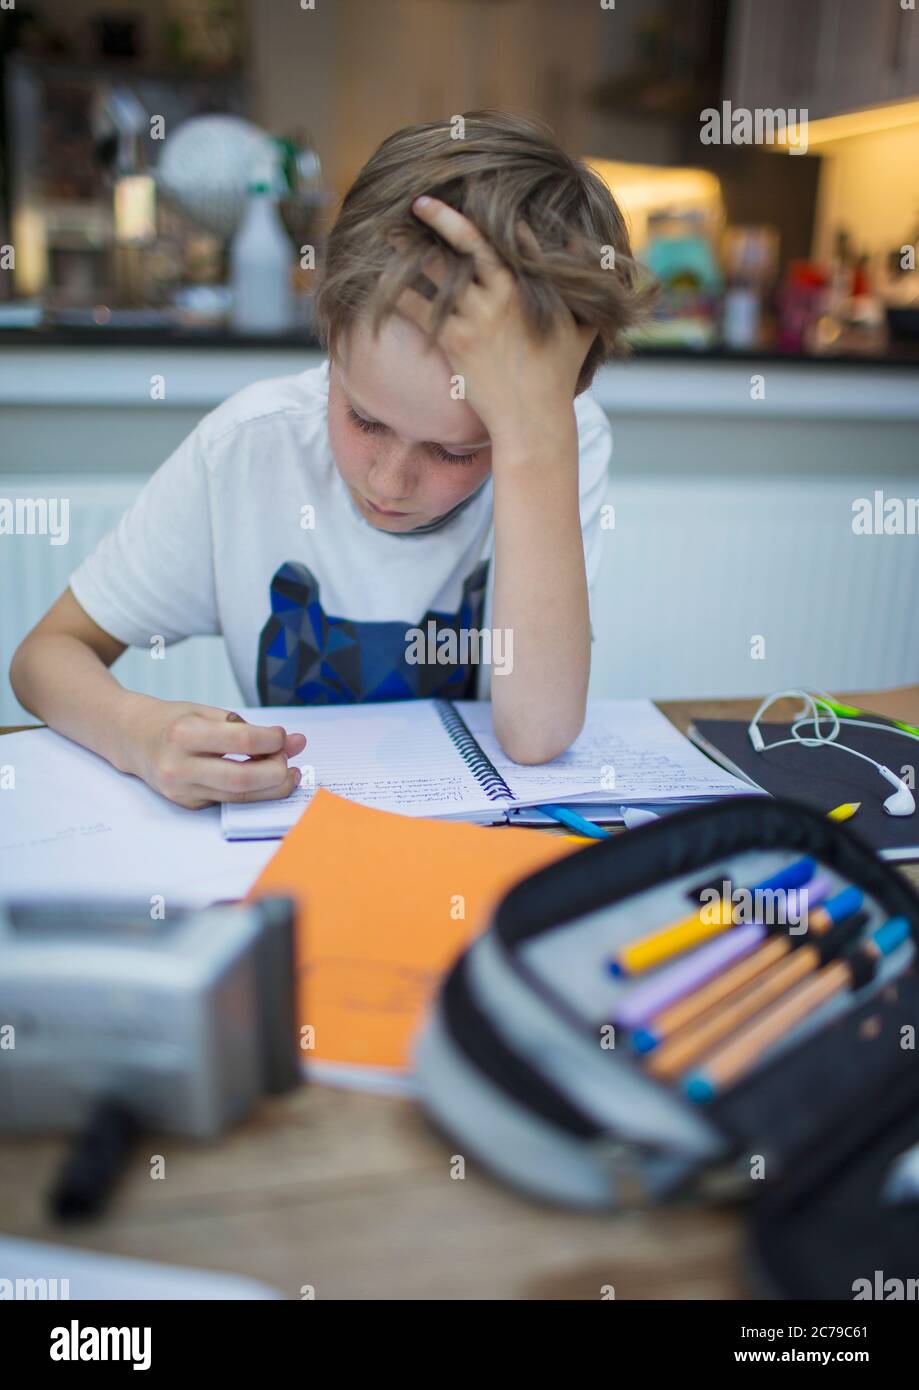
[828, 802, 861, 822]
[538, 805, 611, 840]
[620, 872, 835, 1045]
[611, 856, 817, 977]
[684, 915, 913, 1102]
[645, 909, 869, 1079]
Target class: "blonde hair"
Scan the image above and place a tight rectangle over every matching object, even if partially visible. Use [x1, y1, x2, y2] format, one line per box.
[315, 110, 649, 392]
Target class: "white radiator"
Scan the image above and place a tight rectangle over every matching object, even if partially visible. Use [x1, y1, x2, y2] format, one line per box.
[2, 472, 918, 725]
[0, 476, 243, 725]
[589, 473, 919, 700]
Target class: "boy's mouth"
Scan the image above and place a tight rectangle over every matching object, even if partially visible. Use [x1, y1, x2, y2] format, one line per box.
[363, 496, 415, 518]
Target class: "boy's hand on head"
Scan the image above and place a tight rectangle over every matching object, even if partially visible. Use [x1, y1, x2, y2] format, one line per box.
[129, 698, 306, 810]
[399, 195, 596, 447]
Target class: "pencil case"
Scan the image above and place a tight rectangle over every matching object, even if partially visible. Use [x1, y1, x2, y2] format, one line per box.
[414, 796, 919, 1293]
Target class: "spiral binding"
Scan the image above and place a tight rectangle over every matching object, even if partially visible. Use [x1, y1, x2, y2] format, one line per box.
[435, 700, 515, 803]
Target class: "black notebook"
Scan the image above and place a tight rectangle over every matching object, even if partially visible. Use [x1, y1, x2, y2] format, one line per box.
[689, 719, 919, 861]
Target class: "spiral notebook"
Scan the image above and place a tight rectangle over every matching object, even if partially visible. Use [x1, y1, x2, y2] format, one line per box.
[221, 698, 752, 840]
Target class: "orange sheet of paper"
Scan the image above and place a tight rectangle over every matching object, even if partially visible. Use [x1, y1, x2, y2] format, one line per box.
[248, 789, 578, 1076]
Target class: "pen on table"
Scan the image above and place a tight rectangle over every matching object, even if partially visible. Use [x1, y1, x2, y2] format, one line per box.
[613, 872, 834, 1036]
[643, 908, 868, 1078]
[828, 802, 861, 822]
[538, 805, 611, 840]
[610, 855, 817, 977]
[684, 915, 913, 1102]
[820, 696, 919, 741]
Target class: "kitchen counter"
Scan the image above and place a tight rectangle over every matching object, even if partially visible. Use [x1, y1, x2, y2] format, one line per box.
[3, 321, 919, 364]
[2, 333, 918, 419]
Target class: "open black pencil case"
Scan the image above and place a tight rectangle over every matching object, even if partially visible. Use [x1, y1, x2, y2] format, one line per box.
[414, 796, 919, 1297]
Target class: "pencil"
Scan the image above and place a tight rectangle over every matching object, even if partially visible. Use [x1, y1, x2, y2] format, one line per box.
[644, 909, 868, 1079]
[685, 915, 913, 1101]
[632, 882, 857, 1048]
[617, 872, 833, 1036]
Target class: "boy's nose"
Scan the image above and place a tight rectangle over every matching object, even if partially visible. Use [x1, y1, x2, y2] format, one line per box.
[367, 444, 418, 502]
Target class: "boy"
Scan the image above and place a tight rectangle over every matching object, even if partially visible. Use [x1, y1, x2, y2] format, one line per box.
[11, 111, 645, 809]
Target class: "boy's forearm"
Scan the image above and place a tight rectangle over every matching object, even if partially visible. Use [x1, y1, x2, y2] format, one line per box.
[10, 634, 148, 774]
[488, 405, 590, 763]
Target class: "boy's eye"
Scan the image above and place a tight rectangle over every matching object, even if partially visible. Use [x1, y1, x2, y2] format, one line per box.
[347, 406, 386, 435]
[348, 406, 480, 464]
[429, 444, 481, 465]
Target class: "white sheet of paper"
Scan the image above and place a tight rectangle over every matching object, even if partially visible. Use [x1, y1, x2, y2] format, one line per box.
[0, 728, 276, 904]
[221, 698, 753, 840]
[455, 698, 756, 803]
[221, 700, 499, 838]
[0, 1237, 284, 1300]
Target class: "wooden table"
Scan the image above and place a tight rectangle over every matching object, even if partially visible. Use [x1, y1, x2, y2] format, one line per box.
[2, 692, 917, 1300]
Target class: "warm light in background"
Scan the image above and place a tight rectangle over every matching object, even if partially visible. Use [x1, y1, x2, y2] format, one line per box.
[774, 99, 919, 150]
[9, 206, 48, 297]
[583, 160, 724, 249]
[113, 175, 157, 245]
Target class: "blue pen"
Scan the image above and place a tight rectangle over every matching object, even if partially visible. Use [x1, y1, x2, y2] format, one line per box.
[609, 856, 817, 977]
[537, 804, 611, 840]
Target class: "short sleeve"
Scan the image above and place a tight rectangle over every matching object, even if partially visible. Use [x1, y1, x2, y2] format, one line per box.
[68, 426, 219, 648]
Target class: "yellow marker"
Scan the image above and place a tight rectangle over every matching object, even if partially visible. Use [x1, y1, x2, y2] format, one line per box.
[614, 899, 735, 975]
[828, 802, 861, 822]
[560, 834, 598, 845]
[613, 856, 816, 976]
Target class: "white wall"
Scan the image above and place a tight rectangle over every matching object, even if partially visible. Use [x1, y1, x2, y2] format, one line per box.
[812, 121, 919, 265]
[247, 0, 616, 207]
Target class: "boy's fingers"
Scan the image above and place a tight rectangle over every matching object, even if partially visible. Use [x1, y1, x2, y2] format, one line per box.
[420, 251, 447, 287]
[515, 219, 542, 259]
[199, 765, 303, 806]
[412, 197, 503, 283]
[182, 715, 289, 757]
[197, 750, 300, 796]
[285, 732, 307, 756]
[185, 766, 301, 806]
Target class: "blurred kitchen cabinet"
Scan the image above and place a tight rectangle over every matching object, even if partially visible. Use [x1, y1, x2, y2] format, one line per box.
[823, 0, 917, 109]
[725, 1, 828, 117]
[901, 2, 919, 100]
[726, 0, 919, 122]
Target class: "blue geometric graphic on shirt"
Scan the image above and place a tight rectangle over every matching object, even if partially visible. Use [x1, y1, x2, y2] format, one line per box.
[256, 559, 489, 705]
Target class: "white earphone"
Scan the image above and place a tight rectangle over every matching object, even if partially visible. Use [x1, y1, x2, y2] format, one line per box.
[748, 689, 917, 818]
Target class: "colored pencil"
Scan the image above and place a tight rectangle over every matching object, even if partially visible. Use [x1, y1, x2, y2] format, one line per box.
[611, 856, 816, 976]
[644, 909, 868, 1079]
[685, 916, 913, 1101]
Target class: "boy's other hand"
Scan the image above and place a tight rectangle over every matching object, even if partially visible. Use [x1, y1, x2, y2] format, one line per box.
[400, 195, 596, 444]
[126, 697, 306, 809]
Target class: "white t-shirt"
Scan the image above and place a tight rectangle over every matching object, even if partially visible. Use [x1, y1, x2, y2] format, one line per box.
[70, 361, 611, 707]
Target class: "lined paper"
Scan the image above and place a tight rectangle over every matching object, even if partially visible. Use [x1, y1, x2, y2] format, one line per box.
[455, 699, 756, 803]
[221, 701, 499, 838]
[222, 698, 754, 840]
